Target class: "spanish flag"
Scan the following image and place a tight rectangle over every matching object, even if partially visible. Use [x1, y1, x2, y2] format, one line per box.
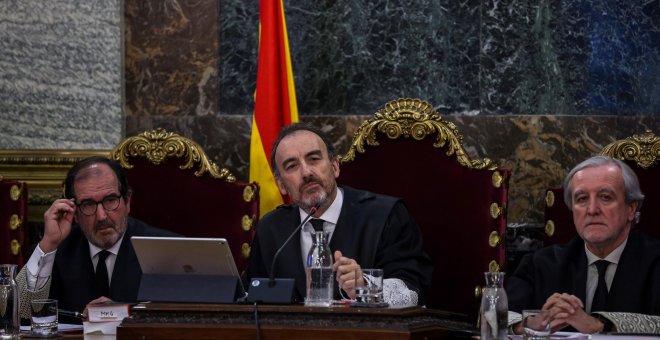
[249, 0, 299, 217]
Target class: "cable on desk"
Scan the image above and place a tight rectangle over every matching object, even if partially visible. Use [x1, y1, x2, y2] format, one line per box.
[253, 301, 261, 340]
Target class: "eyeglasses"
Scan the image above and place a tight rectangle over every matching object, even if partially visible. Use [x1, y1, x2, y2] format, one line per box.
[76, 194, 122, 216]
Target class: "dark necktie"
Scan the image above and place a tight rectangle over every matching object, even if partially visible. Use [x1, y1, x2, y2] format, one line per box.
[310, 218, 324, 232]
[591, 260, 610, 312]
[93, 250, 111, 298]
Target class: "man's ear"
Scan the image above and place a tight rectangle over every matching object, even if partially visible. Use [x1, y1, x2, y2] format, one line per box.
[331, 158, 340, 179]
[627, 201, 638, 223]
[124, 191, 132, 214]
[275, 177, 288, 196]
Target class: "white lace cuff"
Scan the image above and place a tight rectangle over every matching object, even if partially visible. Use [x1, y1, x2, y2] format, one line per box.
[383, 278, 418, 307]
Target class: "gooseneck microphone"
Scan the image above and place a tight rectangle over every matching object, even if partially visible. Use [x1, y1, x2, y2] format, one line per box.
[247, 202, 321, 304]
[268, 203, 319, 285]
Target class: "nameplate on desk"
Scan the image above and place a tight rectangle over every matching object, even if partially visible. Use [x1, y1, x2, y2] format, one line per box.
[87, 303, 131, 322]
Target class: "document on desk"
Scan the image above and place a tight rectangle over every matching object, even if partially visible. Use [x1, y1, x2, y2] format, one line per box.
[509, 332, 589, 339]
[20, 323, 84, 332]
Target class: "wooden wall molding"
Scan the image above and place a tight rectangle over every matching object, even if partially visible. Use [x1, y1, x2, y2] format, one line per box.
[0, 149, 110, 221]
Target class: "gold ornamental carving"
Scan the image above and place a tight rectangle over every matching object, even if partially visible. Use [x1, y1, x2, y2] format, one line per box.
[338, 98, 496, 170]
[474, 286, 483, 299]
[491, 171, 503, 188]
[489, 202, 503, 219]
[488, 230, 501, 248]
[10, 214, 22, 230]
[11, 240, 21, 256]
[10, 184, 22, 201]
[545, 190, 555, 208]
[545, 220, 555, 237]
[243, 185, 256, 202]
[600, 130, 659, 169]
[242, 215, 255, 232]
[109, 128, 237, 182]
[488, 260, 500, 273]
[241, 242, 251, 259]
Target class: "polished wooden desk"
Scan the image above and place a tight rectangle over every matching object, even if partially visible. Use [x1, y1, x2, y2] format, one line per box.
[117, 303, 476, 339]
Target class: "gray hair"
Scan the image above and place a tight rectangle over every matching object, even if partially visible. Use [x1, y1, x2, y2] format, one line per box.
[563, 155, 645, 224]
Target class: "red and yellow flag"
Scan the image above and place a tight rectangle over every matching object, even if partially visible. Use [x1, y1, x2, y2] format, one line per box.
[250, 0, 299, 217]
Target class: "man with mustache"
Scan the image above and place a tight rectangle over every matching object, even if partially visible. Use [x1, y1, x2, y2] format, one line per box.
[16, 156, 177, 323]
[507, 156, 660, 334]
[246, 124, 432, 306]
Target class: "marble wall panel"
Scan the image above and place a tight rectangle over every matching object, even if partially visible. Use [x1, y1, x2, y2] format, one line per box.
[0, 0, 122, 149]
[216, 1, 660, 116]
[124, 0, 219, 117]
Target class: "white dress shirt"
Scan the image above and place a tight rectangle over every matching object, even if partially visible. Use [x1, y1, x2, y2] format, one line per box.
[25, 234, 125, 291]
[297, 187, 418, 306]
[584, 238, 627, 313]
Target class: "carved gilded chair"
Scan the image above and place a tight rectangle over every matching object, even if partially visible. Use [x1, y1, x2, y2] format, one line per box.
[109, 129, 259, 272]
[0, 177, 28, 267]
[544, 130, 660, 245]
[338, 98, 511, 321]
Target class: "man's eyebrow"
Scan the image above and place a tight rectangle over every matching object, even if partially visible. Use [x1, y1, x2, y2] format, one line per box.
[305, 149, 323, 158]
[280, 149, 324, 169]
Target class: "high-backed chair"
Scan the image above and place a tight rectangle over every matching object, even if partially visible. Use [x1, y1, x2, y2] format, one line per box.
[109, 128, 259, 272]
[338, 98, 511, 321]
[544, 130, 660, 245]
[0, 177, 28, 267]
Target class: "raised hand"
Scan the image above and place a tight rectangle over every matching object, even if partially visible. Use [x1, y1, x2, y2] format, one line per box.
[40, 198, 77, 253]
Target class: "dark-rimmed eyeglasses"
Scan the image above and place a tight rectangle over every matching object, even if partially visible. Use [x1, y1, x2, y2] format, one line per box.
[76, 194, 122, 216]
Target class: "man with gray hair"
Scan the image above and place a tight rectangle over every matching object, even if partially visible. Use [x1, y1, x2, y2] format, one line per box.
[507, 156, 660, 334]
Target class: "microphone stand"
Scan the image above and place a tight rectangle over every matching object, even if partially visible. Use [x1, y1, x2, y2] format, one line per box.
[247, 203, 320, 304]
[268, 205, 318, 286]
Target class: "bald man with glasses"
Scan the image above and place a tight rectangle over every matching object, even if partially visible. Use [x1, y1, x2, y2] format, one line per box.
[16, 156, 177, 323]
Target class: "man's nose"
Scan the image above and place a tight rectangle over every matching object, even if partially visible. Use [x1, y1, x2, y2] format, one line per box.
[300, 162, 313, 176]
[95, 202, 109, 219]
[586, 199, 601, 214]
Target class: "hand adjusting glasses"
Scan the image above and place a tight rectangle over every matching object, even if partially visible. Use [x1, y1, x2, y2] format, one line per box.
[75, 194, 122, 216]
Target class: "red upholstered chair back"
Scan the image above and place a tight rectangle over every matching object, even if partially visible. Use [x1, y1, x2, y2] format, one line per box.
[337, 98, 511, 321]
[109, 129, 259, 272]
[544, 130, 660, 245]
[0, 178, 28, 267]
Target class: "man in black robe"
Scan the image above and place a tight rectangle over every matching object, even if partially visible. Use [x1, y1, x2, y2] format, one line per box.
[246, 124, 432, 306]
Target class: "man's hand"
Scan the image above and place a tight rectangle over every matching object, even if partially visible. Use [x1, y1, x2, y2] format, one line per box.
[543, 293, 605, 334]
[332, 250, 361, 299]
[40, 198, 76, 253]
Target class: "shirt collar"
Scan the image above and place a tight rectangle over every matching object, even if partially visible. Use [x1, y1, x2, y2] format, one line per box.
[88, 233, 125, 258]
[585, 237, 628, 265]
[298, 187, 344, 225]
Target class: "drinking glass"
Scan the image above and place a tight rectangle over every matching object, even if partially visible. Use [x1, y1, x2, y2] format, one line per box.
[31, 299, 58, 336]
[522, 309, 551, 340]
[355, 268, 384, 303]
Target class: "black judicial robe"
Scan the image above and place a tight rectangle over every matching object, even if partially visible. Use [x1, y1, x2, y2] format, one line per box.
[507, 229, 660, 316]
[246, 185, 433, 304]
[49, 217, 177, 319]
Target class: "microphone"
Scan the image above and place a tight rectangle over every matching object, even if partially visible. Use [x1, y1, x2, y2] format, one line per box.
[247, 203, 320, 304]
[268, 204, 319, 285]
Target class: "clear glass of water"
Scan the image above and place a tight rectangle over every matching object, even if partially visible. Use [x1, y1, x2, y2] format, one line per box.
[355, 268, 384, 303]
[522, 309, 551, 340]
[30, 299, 58, 336]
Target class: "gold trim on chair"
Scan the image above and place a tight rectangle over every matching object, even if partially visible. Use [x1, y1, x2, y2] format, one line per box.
[10, 184, 22, 201]
[545, 220, 555, 237]
[109, 128, 236, 182]
[545, 190, 555, 208]
[338, 98, 496, 170]
[600, 130, 660, 169]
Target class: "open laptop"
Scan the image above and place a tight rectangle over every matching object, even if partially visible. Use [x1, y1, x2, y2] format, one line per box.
[131, 236, 246, 303]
